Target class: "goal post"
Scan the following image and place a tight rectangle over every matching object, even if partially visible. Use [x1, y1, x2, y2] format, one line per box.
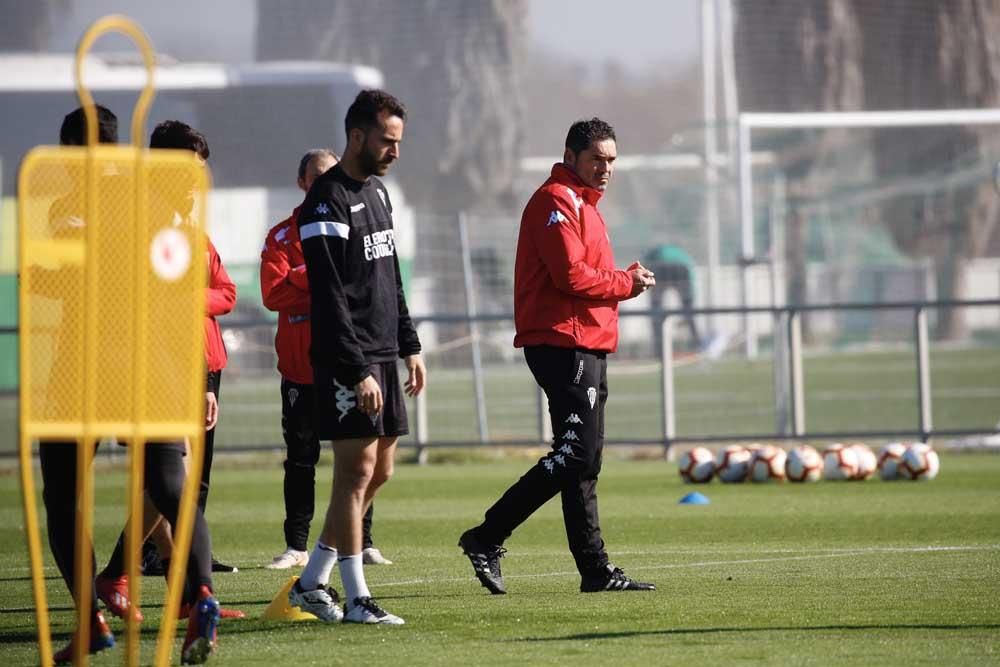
[736, 108, 1000, 358]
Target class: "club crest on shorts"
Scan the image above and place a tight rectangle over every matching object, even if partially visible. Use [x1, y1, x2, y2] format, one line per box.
[587, 387, 597, 409]
[288, 387, 299, 407]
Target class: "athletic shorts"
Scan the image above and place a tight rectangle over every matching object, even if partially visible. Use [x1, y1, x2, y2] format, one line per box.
[316, 360, 409, 441]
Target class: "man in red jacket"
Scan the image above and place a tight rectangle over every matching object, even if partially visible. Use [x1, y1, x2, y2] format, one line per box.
[459, 118, 657, 595]
[260, 149, 392, 570]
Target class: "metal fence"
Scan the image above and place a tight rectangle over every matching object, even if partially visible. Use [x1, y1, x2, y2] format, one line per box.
[3, 296, 999, 460]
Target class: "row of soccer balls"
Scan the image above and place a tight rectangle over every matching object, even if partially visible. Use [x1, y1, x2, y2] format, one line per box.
[678, 442, 941, 484]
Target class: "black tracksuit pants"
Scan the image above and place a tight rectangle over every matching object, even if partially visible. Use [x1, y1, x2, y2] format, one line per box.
[475, 345, 610, 576]
[281, 379, 376, 552]
[40, 441, 213, 605]
[103, 369, 222, 579]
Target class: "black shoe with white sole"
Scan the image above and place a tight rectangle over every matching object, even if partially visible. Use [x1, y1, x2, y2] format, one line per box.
[458, 529, 507, 595]
[580, 564, 655, 592]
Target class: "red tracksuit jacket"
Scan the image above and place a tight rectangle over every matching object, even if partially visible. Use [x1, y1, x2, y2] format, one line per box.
[513, 163, 633, 352]
[205, 238, 236, 372]
[260, 207, 313, 384]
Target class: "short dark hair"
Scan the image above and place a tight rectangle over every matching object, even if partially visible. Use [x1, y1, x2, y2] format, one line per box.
[298, 148, 339, 181]
[565, 118, 616, 155]
[149, 120, 210, 160]
[60, 105, 118, 146]
[344, 89, 406, 138]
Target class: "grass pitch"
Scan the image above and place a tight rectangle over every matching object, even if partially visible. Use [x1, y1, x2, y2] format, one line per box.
[1, 453, 999, 665]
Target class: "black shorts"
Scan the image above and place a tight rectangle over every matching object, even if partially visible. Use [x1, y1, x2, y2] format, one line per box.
[316, 360, 409, 441]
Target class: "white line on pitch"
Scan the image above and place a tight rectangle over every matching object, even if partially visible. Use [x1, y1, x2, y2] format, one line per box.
[373, 543, 1000, 588]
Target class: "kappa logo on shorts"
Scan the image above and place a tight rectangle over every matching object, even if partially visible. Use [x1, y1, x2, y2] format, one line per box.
[333, 380, 357, 422]
[587, 387, 597, 409]
[288, 387, 299, 407]
[314, 203, 331, 216]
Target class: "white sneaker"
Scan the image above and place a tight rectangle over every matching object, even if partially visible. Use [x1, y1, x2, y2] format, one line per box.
[266, 548, 309, 569]
[362, 547, 393, 565]
[288, 581, 343, 622]
[343, 597, 404, 625]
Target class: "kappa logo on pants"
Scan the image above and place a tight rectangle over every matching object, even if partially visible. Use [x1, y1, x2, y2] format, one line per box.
[587, 387, 597, 409]
[333, 380, 357, 423]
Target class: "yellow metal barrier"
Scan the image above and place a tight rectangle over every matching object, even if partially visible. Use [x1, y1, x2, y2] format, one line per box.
[18, 15, 210, 667]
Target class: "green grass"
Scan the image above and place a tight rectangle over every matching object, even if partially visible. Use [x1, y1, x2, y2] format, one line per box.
[1, 453, 999, 665]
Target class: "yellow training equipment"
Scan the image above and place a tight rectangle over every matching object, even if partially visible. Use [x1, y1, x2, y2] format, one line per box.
[18, 15, 209, 667]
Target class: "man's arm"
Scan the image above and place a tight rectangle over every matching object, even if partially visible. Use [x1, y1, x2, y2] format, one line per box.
[533, 191, 634, 301]
[260, 233, 310, 313]
[299, 189, 371, 386]
[206, 239, 237, 316]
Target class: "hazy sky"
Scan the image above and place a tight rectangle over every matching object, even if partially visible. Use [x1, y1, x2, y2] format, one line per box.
[49, 0, 700, 74]
[528, 0, 700, 72]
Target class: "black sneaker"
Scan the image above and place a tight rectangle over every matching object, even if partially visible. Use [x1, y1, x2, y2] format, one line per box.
[580, 564, 655, 592]
[141, 542, 165, 576]
[210, 556, 238, 573]
[458, 529, 507, 595]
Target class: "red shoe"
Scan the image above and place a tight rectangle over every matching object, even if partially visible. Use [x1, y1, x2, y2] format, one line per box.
[181, 586, 220, 665]
[96, 574, 144, 623]
[53, 610, 115, 664]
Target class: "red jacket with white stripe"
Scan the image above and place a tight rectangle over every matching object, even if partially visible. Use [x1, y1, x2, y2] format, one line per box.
[260, 207, 313, 384]
[513, 163, 633, 352]
[205, 238, 236, 372]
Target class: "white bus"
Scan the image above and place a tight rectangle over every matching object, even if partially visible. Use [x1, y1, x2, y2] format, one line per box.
[0, 52, 415, 304]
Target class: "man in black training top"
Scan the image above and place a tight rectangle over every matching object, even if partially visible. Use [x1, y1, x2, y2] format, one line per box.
[289, 89, 426, 625]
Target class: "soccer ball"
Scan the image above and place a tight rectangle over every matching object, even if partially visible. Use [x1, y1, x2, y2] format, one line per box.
[678, 447, 715, 483]
[714, 445, 751, 483]
[898, 443, 940, 481]
[877, 442, 907, 480]
[785, 445, 822, 482]
[849, 443, 877, 481]
[749, 445, 786, 482]
[823, 443, 859, 481]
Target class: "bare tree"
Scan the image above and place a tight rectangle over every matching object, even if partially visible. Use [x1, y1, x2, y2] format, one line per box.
[0, 1, 66, 51]
[734, 0, 864, 325]
[256, 0, 527, 213]
[856, 0, 1000, 338]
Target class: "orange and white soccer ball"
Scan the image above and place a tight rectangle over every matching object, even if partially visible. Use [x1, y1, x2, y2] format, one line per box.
[785, 445, 822, 482]
[678, 446, 715, 483]
[877, 443, 908, 480]
[749, 445, 786, 482]
[823, 443, 859, 481]
[849, 443, 877, 480]
[899, 443, 940, 480]
[714, 445, 751, 483]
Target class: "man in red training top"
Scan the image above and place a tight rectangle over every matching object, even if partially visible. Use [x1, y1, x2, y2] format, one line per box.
[459, 118, 657, 595]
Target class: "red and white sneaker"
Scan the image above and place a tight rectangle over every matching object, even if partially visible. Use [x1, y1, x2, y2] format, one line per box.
[177, 601, 245, 620]
[181, 586, 220, 665]
[96, 574, 144, 623]
[53, 610, 115, 664]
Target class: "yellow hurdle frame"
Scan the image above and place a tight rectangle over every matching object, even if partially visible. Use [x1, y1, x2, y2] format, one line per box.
[18, 15, 209, 667]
